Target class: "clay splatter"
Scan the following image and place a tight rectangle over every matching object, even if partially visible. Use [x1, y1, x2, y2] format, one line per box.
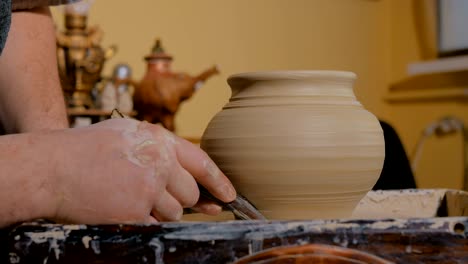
[82, 236, 92, 249]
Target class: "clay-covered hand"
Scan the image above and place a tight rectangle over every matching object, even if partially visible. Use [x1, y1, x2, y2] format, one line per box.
[49, 118, 236, 223]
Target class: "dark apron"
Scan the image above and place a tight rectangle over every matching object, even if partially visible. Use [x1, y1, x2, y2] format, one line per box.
[0, 0, 12, 56]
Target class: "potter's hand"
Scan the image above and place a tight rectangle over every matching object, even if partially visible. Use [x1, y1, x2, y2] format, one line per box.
[51, 118, 236, 223]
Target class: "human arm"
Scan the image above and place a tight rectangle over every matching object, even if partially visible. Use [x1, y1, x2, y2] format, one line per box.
[0, 118, 236, 227]
[0, 7, 68, 133]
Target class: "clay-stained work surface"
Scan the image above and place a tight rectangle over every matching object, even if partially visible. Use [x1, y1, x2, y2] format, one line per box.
[1, 217, 467, 263]
[353, 189, 468, 219]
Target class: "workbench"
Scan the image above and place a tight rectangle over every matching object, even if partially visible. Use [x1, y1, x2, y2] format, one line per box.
[1, 217, 467, 263]
[1, 189, 467, 263]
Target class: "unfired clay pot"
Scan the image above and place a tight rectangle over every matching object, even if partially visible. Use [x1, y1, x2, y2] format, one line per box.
[201, 71, 385, 219]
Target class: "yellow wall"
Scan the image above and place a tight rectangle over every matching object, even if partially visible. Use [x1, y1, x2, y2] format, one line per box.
[51, 0, 391, 135]
[386, 0, 467, 189]
[51, 0, 467, 189]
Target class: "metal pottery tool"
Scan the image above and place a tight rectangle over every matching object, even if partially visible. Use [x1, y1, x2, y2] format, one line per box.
[198, 184, 267, 220]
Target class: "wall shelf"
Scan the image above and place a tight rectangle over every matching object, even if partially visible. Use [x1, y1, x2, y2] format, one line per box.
[407, 55, 468, 76]
[385, 87, 468, 103]
[386, 69, 468, 104]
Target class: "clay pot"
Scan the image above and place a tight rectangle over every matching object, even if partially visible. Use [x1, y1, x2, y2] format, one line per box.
[233, 244, 392, 264]
[201, 71, 385, 219]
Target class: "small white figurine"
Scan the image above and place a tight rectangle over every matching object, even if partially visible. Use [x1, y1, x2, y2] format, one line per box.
[99, 64, 134, 113]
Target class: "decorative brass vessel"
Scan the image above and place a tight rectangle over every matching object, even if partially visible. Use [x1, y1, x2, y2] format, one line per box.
[133, 39, 219, 131]
[57, 13, 116, 109]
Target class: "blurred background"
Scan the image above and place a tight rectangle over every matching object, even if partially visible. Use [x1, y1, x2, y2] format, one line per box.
[51, 0, 468, 190]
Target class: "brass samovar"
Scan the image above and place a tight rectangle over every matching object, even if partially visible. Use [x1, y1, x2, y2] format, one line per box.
[57, 11, 115, 109]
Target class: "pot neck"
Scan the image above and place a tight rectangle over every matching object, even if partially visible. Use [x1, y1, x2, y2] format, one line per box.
[225, 71, 359, 108]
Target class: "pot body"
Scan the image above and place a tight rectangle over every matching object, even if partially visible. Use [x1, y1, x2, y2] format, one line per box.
[201, 71, 385, 219]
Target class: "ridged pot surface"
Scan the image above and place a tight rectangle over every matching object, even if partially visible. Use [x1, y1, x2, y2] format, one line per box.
[201, 71, 385, 219]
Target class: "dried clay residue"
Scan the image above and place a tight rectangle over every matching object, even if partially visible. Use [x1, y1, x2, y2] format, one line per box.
[20, 225, 86, 261]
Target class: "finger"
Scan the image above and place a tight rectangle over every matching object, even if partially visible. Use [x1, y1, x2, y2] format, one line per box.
[146, 216, 159, 224]
[167, 165, 200, 208]
[152, 192, 183, 222]
[174, 136, 236, 203]
[191, 198, 223, 216]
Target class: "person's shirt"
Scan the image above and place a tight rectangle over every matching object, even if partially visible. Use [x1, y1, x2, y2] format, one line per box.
[0, 0, 78, 55]
[12, 0, 77, 9]
[0, 0, 12, 55]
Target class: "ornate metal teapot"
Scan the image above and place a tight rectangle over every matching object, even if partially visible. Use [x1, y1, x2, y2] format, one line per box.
[133, 39, 219, 131]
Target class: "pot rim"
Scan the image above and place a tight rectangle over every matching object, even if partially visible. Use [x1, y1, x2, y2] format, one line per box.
[228, 70, 357, 84]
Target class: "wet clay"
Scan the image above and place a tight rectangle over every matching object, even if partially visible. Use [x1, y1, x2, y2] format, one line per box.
[120, 121, 159, 168]
[118, 121, 177, 173]
[203, 159, 222, 181]
[201, 71, 385, 219]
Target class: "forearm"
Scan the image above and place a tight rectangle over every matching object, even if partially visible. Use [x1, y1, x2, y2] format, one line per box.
[0, 7, 68, 134]
[0, 132, 57, 227]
